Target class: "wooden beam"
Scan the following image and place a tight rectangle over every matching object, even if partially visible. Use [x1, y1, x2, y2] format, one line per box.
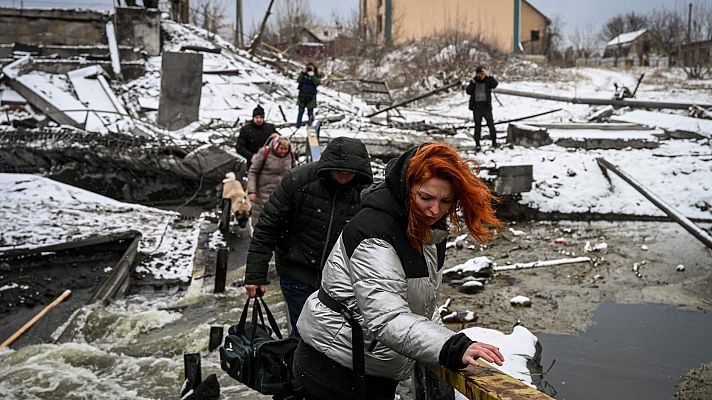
[90, 233, 142, 304]
[433, 362, 554, 400]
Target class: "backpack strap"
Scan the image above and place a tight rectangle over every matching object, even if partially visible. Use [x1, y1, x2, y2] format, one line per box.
[318, 288, 366, 400]
[253, 146, 270, 191]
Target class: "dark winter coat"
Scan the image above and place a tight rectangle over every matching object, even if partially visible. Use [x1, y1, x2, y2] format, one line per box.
[466, 76, 498, 110]
[247, 145, 296, 226]
[235, 121, 277, 166]
[296, 72, 321, 109]
[244, 137, 373, 287]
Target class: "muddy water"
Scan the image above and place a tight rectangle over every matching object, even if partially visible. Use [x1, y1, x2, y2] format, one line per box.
[538, 300, 712, 400]
[0, 285, 276, 400]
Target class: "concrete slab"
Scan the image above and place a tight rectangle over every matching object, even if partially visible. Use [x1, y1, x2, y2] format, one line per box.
[157, 52, 203, 131]
[507, 123, 553, 147]
[494, 165, 533, 194]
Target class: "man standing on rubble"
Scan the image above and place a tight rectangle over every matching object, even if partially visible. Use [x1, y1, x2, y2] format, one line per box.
[243, 137, 373, 340]
[236, 105, 277, 170]
[466, 65, 499, 151]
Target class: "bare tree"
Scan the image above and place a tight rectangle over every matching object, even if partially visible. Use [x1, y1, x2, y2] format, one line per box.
[274, 0, 316, 46]
[599, 12, 648, 41]
[543, 15, 565, 62]
[190, 0, 228, 38]
[647, 7, 685, 57]
[570, 25, 599, 60]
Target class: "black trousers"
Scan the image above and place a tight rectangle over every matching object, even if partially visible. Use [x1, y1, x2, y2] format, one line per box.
[473, 107, 496, 146]
[292, 340, 398, 400]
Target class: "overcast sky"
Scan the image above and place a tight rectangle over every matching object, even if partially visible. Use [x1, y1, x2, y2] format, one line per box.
[0, 0, 700, 41]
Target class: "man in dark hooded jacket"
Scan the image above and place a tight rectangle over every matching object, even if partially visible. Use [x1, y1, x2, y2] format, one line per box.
[244, 136, 373, 339]
[466, 65, 499, 151]
[236, 105, 277, 169]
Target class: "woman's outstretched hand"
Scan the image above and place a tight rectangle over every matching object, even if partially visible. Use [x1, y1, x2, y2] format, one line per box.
[462, 342, 505, 366]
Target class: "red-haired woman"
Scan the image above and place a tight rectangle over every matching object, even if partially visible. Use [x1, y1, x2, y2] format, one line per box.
[293, 143, 504, 399]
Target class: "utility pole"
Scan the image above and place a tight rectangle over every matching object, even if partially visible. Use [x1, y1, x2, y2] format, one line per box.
[180, 0, 189, 24]
[687, 3, 692, 44]
[235, 0, 243, 48]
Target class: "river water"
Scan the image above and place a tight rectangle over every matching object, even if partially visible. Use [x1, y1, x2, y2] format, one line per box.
[538, 300, 712, 400]
[0, 284, 275, 400]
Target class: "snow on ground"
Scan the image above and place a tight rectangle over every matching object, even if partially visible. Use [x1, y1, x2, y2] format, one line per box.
[458, 325, 539, 391]
[149, 25, 712, 221]
[0, 174, 197, 282]
[612, 110, 712, 138]
[122, 21, 371, 142]
[372, 67, 712, 220]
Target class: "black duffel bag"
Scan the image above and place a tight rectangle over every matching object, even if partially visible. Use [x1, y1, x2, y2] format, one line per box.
[219, 295, 298, 395]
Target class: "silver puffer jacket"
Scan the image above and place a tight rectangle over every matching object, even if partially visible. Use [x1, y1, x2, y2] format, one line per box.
[299, 145, 463, 380]
[297, 231, 454, 380]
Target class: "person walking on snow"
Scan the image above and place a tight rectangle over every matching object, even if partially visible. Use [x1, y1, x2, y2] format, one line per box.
[236, 105, 277, 170]
[466, 65, 499, 151]
[294, 143, 505, 399]
[247, 133, 296, 228]
[244, 137, 373, 340]
[295, 63, 321, 129]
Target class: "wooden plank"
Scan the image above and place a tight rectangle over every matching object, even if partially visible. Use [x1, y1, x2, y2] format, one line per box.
[0, 290, 72, 349]
[433, 362, 553, 400]
[306, 123, 321, 162]
[0, 231, 141, 257]
[90, 233, 142, 304]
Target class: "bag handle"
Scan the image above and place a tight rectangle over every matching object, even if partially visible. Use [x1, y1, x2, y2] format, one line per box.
[251, 297, 266, 341]
[237, 295, 287, 341]
[237, 296, 269, 340]
[237, 296, 252, 333]
[256, 295, 284, 340]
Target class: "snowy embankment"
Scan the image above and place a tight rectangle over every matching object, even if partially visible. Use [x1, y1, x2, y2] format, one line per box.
[341, 67, 712, 220]
[0, 174, 198, 281]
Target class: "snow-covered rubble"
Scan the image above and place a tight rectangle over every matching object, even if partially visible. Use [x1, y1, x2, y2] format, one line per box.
[0, 173, 197, 281]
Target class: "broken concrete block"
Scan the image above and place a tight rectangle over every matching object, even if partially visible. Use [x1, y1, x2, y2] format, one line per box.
[157, 52, 203, 131]
[113, 6, 161, 56]
[182, 144, 240, 179]
[494, 165, 533, 194]
[68, 65, 129, 131]
[507, 123, 552, 147]
[588, 105, 615, 122]
[2, 56, 103, 131]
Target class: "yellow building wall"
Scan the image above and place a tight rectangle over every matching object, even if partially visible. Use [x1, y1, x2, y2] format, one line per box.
[520, 1, 549, 54]
[362, 0, 515, 52]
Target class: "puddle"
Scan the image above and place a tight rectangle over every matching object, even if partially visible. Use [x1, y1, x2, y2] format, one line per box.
[538, 300, 712, 399]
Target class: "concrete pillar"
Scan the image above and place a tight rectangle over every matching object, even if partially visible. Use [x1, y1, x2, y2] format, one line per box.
[113, 6, 161, 56]
[157, 52, 203, 131]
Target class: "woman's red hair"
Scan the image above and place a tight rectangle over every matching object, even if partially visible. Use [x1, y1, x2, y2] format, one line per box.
[406, 143, 500, 251]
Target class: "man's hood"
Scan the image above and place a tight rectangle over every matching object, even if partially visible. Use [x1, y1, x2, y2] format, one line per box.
[360, 145, 421, 224]
[317, 137, 373, 185]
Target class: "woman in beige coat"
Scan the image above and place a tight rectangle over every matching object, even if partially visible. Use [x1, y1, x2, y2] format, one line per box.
[247, 134, 295, 227]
